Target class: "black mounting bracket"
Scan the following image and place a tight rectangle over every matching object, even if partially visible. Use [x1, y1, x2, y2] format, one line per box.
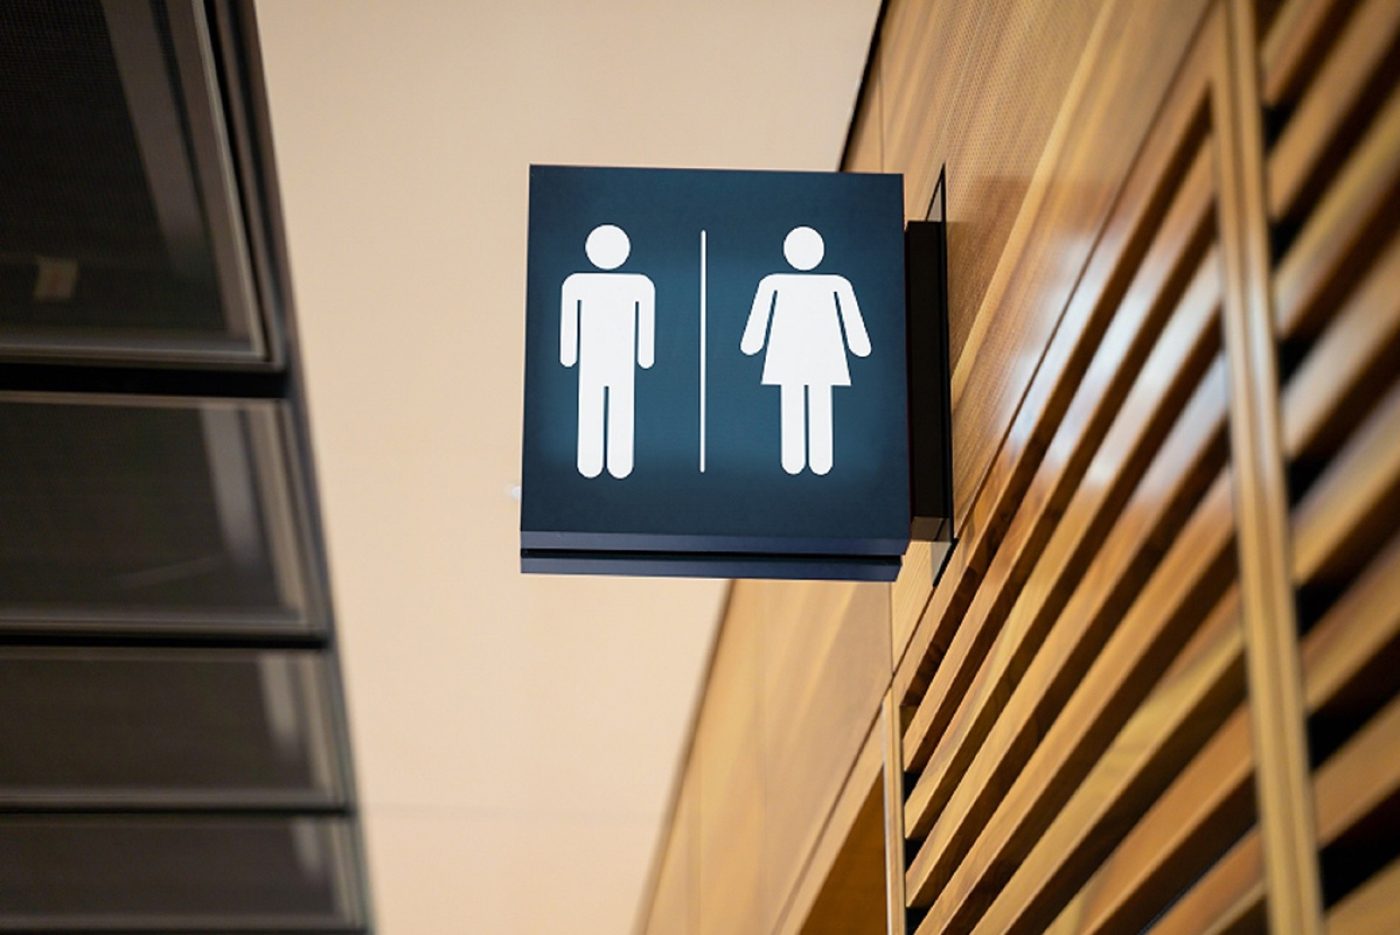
[905, 220, 955, 560]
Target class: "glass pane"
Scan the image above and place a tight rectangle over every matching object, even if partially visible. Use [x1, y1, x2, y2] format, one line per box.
[0, 650, 342, 807]
[0, 0, 263, 360]
[0, 817, 362, 930]
[0, 396, 317, 633]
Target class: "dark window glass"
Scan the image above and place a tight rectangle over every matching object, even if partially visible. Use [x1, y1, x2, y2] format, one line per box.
[0, 396, 319, 634]
[0, 0, 265, 361]
[0, 649, 343, 807]
[0, 816, 363, 929]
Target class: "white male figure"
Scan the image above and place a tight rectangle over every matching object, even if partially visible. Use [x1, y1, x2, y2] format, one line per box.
[560, 224, 656, 479]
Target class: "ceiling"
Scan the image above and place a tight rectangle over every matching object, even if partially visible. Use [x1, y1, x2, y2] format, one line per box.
[253, 1, 881, 931]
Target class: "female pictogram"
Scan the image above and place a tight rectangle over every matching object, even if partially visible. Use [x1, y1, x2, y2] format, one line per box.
[740, 226, 870, 475]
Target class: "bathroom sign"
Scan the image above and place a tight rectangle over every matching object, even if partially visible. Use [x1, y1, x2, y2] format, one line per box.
[520, 165, 909, 580]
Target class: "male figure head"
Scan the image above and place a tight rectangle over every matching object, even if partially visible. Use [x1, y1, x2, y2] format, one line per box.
[585, 224, 630, 270]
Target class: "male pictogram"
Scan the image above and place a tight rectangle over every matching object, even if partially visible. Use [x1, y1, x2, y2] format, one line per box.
[741, 226, 871, 475]
[560, 224, 656, 479]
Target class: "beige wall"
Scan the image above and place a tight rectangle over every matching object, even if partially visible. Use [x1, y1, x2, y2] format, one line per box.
[252, 1, 880, 931]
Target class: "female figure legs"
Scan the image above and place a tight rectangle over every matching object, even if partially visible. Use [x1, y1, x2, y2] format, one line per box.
[778, 383, 834, 475]
[780, 383, 806, 475]
[807, 384, 833, 475]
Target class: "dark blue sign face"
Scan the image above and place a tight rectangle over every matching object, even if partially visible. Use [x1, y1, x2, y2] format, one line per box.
[520, 166, 909, 580]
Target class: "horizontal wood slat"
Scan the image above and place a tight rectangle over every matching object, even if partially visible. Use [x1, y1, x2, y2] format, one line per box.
[1273, 80, 1400, 338]
[974, 591, 1243, 934]
[1046, 686, 1254, 934]
[906, 360, 1232, 907]
[943, 0, 1213, 530]
[902, 150, 1216, 776]
[1329, 856, 1400, 935]
[1292, 533, 1400, 719]
[901, 149, 1209, 778]
[1281, 233, 1400, 464]
[1266, 0, 1400, 221]
[910, 465, 1234, 919]
[893, 31, 1214, 708]
[1043, 528, 1400, 935]
[923, 468, 1239, 931]
[1260, 0, 1350, 106]
[1290, 378, 1400, 589]
[1150, 686, 1400, 933]
[904, 283, 1226, 844]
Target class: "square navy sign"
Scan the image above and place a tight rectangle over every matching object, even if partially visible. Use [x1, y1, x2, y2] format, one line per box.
[520, 166, 909, 580]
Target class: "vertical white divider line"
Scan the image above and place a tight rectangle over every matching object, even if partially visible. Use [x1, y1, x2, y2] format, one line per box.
[699, 229, 707, 473]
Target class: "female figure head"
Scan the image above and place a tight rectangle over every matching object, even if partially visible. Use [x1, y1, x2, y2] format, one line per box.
[782, 226, 824, 271]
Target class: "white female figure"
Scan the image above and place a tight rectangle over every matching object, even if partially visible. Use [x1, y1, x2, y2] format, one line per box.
[740, 226, 871, 475]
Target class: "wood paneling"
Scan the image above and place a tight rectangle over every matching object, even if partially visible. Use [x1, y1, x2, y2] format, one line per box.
[760, 582, 890, 933]
[640, 0, 1400, 930]
[879, 0, 1104, 365]
[881, 695, 909, 935]
[794, 783, 885, 935]
[1268, 0, 1400, 927]
[890, 540, 932, 670]
[641, 579, 892, 935]
[897, 30, 1232, 918]
[695, 584, 764, 935]
[645, 781, 695, 935]
[778, 713, 885, 935]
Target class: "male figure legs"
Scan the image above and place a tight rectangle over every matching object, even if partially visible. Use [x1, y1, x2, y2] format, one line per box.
[606, 376, 635, 479]
[577, 376, 606, 478]
[576, 375, 636, 479]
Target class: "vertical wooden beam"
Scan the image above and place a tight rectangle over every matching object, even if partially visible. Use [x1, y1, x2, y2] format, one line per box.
[882, 692, 908, 935]
[1209, 1, 1324, 932]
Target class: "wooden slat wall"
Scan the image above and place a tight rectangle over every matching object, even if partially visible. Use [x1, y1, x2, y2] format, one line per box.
[639, 0, 1400, 931]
